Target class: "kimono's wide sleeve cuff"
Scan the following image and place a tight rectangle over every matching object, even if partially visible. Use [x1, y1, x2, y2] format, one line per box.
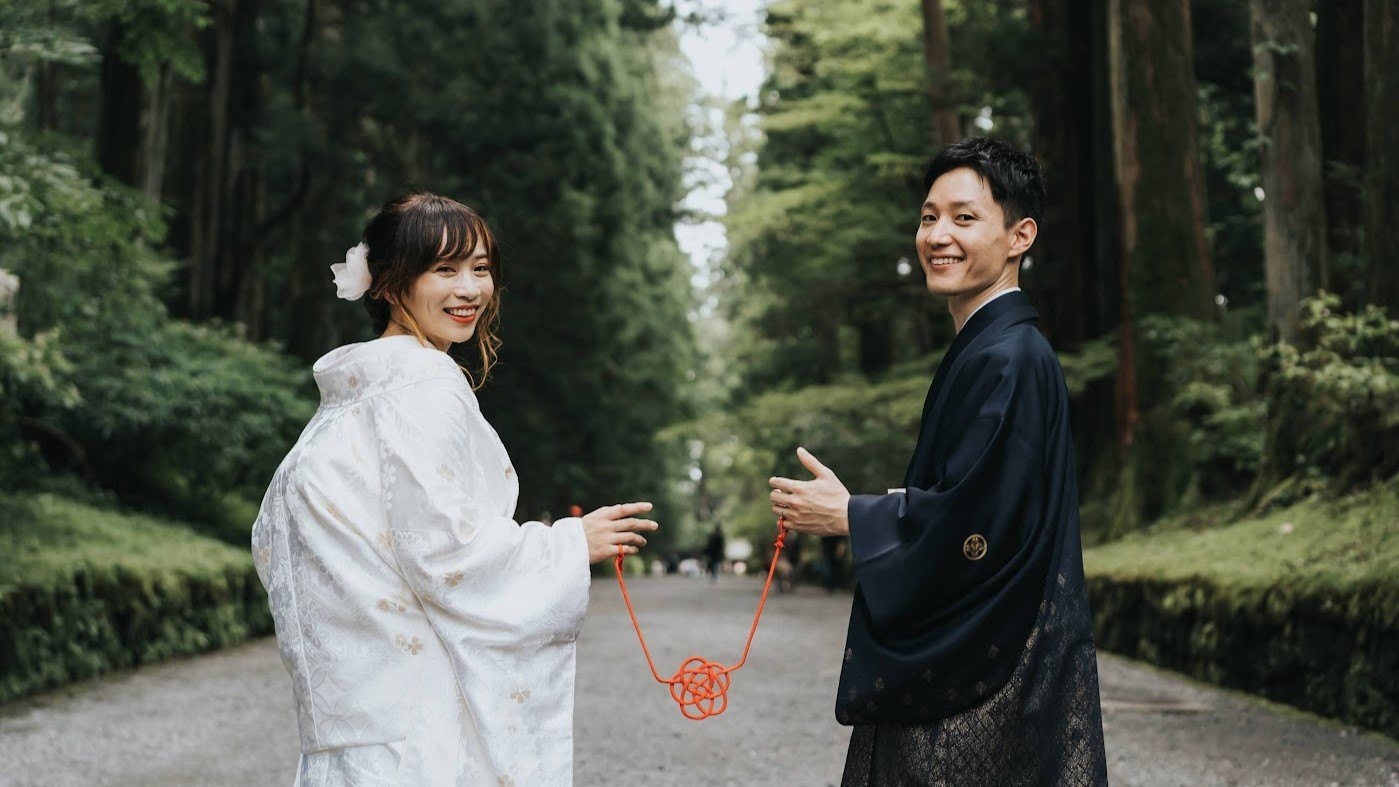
[848, 492, 904, 565]
[547, 516, 591, 589]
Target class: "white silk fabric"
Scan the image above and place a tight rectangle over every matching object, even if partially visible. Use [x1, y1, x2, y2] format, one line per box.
[252, 335, 590, 786]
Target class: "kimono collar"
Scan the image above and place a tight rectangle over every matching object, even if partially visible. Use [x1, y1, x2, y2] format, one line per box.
[910, 289, 1038, 452]
[312, 335, 465, 407]
[939, 289, 1034, 376]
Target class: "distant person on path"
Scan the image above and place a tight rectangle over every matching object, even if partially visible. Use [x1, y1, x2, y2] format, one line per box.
[252, 192, 657, 786]
[776, 531, 803, 593]
[768, 139, 1107, 785]
[704, 524, 726, 581]
[819, 535, 844, 594]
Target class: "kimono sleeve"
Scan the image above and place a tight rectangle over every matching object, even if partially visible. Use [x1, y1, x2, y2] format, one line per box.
[847, 356, 1048, 632]
[378, 380, 590, 647]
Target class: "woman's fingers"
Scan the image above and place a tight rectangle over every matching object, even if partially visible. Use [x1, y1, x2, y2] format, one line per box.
[612, 517, 658, 532]
[590, 501, 652, 519]
[584, 504, 657, 562]
[614, 531, 648, 547]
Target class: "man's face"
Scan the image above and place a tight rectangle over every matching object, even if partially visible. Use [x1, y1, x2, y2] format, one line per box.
[915, 167, 1025, 301]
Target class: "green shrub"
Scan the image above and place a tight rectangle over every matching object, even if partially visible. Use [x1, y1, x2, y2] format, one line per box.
[0, 493, 271, 702]
[1260, 294, 1399, 494]
[0, 126, 315, 537]
[55, 320, 314, 539]
[1136, 316, 1267, 499]
[0, 330, 79, 488]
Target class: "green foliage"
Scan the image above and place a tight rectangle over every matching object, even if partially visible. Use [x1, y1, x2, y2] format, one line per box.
[0, 86, 314, 535]
[1260, 293, 1399, 493]
[0, 331, 79, 487]
[81, 0, 208, 83]
[1192, 0, 1264, 305]
[1056, 335, 1117, 398]
[663, 365, 931, 543]
[1099, 298, 1397, 529]
[1085, 486, 1399, 737]
[717, 0, 1049, 417]
[58, 320, 314, 539]
[0, 493, 271, 702]
[1137, 316, 1267, 497]
[666, 336, 1125, 547]
[0, 139, 169, 331]
[4, 0, 695, 550]
[225, 0, 701, 530]
[725, 0, 958, 389]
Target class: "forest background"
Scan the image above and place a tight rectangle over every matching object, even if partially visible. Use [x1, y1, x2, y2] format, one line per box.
[1, 0, 1396, 736]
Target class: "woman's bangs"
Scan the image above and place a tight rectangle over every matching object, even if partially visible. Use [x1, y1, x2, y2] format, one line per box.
[435, 208, 498, 265]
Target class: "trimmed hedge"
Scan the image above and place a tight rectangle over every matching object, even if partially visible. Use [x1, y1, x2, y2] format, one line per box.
[1085, 486, 1399, 738]
[1087, 573, 1398, 738]
[0, 493, 271, 702]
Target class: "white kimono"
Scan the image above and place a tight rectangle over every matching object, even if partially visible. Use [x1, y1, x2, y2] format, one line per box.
[252, 335, 590, 786]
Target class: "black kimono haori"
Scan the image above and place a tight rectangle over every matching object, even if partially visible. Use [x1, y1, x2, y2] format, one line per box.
[838, 290, 1108, 786]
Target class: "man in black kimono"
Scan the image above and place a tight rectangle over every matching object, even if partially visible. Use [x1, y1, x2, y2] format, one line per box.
[770, 137, 1108, 785]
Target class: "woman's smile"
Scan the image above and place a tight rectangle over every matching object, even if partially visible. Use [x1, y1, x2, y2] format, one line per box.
[445, 305, 478, 324]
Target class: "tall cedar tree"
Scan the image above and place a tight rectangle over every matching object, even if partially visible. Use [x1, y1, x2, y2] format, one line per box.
[1250, 0, 1329, 343]
[1107, 0, 1215, 529]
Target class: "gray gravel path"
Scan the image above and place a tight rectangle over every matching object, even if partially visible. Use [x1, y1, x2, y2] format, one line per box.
[1, 576, 1395, 786]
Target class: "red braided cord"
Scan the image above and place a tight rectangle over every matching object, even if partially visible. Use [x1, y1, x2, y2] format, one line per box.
[614, 519, 789, 720]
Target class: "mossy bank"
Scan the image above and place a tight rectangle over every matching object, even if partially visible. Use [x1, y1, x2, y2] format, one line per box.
[0, 493, 269, 703]
[1085, 485, 1399, 738]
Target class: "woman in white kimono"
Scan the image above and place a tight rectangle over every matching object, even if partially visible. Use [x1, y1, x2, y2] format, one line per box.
[252, 192, 657, 786]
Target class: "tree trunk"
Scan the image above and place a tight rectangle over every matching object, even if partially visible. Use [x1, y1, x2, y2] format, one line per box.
[1316, 0, 1366, 307]
[222, 0, 266, 326]
[854, 301, 895, 377]
[1365, 0, 1399, 306]
[0, 269, 18, 338]
[97, 25, 143, 187]
[140, 64, 174, 203]
[1107, 0, 1214, 530]
[1028, 0, 1096, 347]
[189, 5, 235, 319]
[34, 0, 61, 133]
[920, 0, 959, 148]
[1090, 0, 1121, 338]
[189, 0, 269, 328]
[1250, 0, 1329, 343]
[278, 0, 328, 358]
[1027, 0, 1121, 536]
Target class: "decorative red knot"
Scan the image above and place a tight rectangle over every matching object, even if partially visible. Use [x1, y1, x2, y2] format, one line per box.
[615, 518, 789, 720]
[668, 657, 731, 719]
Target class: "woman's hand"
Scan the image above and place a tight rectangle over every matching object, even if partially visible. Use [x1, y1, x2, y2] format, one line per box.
[581, 502, 658, 564]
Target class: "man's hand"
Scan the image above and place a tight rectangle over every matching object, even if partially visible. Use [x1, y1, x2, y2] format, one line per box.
[581, 502, 658, 564]
[768, 447, 850, 537]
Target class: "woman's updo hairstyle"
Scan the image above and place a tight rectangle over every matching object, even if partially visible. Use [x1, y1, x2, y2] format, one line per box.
[359, 191, 502, 387]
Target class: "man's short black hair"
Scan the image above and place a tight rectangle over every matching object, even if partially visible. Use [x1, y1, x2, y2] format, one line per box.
[922, 137, 1046, 227]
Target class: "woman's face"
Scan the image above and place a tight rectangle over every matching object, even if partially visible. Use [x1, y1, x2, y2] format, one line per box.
[397, 239, 495, 350]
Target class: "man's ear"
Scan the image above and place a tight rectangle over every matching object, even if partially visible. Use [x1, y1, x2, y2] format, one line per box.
[1008, 217, 1037, 260]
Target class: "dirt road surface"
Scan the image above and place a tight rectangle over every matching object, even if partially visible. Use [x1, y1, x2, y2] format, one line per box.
[1, 576, 1395, 786]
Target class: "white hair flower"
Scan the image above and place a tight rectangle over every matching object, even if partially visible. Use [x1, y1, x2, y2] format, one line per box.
[331, 242, 373, 301]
